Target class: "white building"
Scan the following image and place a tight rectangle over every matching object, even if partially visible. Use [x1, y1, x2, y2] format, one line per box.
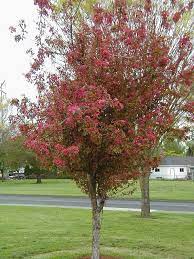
[150, 156, 194, 180]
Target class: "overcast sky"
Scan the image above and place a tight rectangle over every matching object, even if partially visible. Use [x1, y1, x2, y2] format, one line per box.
[0, 0, 37, 100]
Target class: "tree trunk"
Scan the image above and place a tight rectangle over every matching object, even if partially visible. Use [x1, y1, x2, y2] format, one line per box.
[91, 199, 101, 259]
[36, 174, 42, 184]
[139, 173, 150, 217]
[1, 169, 5, 182]
[87, 173, 104, 259]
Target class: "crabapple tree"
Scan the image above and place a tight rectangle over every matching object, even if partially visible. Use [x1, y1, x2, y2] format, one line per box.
[11, 0, 194, 257]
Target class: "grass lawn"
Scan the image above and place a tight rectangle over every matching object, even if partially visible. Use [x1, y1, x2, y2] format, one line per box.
[0, 206, 194, 258]
[0, 179, 84, 197]
[0, 179, 194, 201]
[119, 179, 194, 201]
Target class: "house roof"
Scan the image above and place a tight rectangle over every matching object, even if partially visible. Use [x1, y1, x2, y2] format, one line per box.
[160, 156, 194, 167]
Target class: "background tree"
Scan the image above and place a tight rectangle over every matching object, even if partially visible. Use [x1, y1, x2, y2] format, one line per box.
[163, 138, 186, 156]
[0, 135, 44, 183]
[128, 0, 194, 217]
[24, 163, 45, 183]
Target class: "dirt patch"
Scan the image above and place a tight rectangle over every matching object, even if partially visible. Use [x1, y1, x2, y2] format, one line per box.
[80, 256, 123, 259]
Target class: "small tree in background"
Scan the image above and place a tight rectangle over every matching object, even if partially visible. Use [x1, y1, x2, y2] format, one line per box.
[163, 138, 186, 156]
[132, 0, 194, 217]
[2, 136, 44, 183]
[24, 163, 46, 183]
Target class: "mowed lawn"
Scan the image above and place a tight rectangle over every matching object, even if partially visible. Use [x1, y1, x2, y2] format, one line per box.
[0, 206, 194, 259]
[0, 179, 194, 201]
[0, 179, 84, 197]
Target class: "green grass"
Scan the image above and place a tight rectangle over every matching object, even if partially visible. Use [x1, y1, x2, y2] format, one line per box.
[0, 179, 194, 201]
[119, 179, 194, 201]
[0, 179, 84, 197]
[0, 206, 194, 258]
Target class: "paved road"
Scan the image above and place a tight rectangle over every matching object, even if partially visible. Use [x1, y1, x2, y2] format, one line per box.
[0, 194, 194, 213]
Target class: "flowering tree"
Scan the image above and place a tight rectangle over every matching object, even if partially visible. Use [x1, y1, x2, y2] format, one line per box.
[48, 0, 193, 217]
[125, 0, 194, 217]
[11, 0, 193, 257]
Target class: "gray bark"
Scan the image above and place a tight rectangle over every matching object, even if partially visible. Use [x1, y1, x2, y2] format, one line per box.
[139, 173, 150, 217]
[1, 169, 5, 182]
[36, 174, 42, 184]
[91, 200, 101, 259]
[87, 174, 104, 259]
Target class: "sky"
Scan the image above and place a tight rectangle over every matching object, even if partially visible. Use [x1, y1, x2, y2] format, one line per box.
[0, 0, 37, 100]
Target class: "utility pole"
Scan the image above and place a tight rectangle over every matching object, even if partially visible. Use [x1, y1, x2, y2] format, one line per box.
[0, 81, 7, 142]
[0, 81, 6, 99]
[0, 81, 7, 180]
[0, 81, 6, 124]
